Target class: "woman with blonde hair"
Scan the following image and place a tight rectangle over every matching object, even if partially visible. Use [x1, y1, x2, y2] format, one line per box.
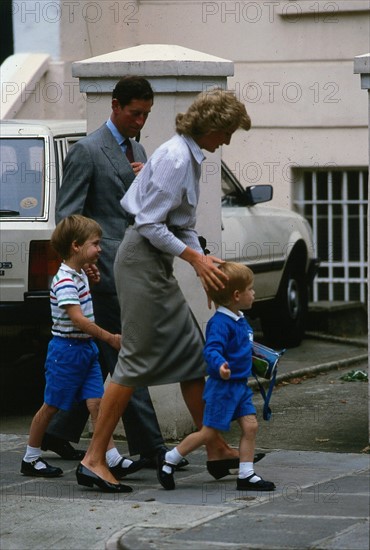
[76, 89, 252, 492]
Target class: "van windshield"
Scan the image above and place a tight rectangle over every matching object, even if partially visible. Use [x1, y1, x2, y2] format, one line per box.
[0, 138, 45, 217]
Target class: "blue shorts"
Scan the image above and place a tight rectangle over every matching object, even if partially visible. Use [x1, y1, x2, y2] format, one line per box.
[44, 336, 104, 410]
[203, 378, 256, 431]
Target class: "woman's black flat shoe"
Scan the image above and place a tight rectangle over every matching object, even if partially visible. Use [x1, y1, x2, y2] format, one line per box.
[76, 463, 133, 493]
[206, 453, 266, 480]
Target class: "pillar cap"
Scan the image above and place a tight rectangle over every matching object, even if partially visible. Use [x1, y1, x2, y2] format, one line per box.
[72, 44, 233, 78]
[354, 53, 370, 74]
[354, 53, 370, 90]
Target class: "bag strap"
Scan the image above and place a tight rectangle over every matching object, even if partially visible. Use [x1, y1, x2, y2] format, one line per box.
[253, 367, 277, 421]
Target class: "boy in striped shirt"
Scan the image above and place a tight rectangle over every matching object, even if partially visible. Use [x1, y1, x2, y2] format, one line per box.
[20, 215, 136, 489]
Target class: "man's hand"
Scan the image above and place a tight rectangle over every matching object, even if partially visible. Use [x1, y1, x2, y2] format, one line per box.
[131, 162, 144, 176]
[219, 362, 231, 380]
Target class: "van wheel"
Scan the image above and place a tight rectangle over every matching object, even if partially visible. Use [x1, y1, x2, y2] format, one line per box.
[260, 261, 308, 348]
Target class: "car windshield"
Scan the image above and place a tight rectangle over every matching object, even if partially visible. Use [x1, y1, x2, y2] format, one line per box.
[0, 138, 45, 217]
[221, 162, 245, 205]
[221, 165, 238, 198]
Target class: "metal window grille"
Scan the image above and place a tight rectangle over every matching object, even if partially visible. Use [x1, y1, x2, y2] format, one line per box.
[294, 169, 368, 303]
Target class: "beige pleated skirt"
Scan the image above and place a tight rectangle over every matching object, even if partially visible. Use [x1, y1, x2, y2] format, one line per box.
[112, 227, 206, 387]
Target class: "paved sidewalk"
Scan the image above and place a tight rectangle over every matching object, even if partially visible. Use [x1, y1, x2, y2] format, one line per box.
[1, 440, 368, 550]
[1, 335, 368, 550]
[111, 450, 369, 550]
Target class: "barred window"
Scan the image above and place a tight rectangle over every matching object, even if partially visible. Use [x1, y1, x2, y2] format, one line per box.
[294, 169, 368, 303]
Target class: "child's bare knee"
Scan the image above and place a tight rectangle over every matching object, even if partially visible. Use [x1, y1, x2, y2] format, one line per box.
[202, 427, 218, 445]
[240, 414, 258, 435]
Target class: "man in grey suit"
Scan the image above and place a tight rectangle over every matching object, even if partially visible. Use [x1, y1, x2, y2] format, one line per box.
[42, 76, 187, 475]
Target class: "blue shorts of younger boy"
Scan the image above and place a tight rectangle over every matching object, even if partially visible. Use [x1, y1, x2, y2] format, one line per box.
[203, 378, 256, 431]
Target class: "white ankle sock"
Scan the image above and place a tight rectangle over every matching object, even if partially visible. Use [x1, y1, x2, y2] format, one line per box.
[165, 448, 183, 465]
[24, 446, 42, 465]
[106, 447, 132, 468]
[162, 448, 183, 473]
[238, 461, 261, 482]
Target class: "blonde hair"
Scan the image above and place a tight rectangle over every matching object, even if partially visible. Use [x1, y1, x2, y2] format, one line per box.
[51, 214, 102, 259]
[208, 262, 254, 307]
[175, 88, 251, 137]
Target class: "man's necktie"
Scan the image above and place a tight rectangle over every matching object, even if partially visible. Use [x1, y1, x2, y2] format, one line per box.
[124, 138, 134, 163]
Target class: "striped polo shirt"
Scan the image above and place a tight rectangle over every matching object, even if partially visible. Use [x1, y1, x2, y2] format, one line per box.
[50, 263, 94, 339]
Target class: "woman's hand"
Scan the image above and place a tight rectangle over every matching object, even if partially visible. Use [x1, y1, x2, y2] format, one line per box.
[180, 248, 228, 292]
[219, 362, 231, 380]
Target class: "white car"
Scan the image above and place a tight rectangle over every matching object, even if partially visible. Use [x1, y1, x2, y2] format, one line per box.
[221, 162, 319, 347]
[0, 120, 319, 360]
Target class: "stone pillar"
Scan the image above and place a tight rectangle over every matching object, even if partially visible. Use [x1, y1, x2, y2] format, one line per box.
[72, 44, 233, 439]
[353, 53, 370, 446]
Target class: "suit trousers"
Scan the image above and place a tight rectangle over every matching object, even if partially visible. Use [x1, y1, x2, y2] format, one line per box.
[45, 292, 165, 456]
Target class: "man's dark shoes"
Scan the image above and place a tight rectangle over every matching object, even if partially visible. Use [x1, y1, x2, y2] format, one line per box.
[76, 463, 133, 493]
[139, 455, 158, 469]
[21, 458, 63, 477]
[207, 453, 266, 480]
[207, 457, 240, 479]
[109, 457, 147, 479]
[236, 474, 275, 491]
[41, 434, 86, 460]
[156, 449, 175, 490]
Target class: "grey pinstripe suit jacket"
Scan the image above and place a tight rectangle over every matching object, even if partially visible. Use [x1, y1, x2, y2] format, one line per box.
[56, 123, 147, 293]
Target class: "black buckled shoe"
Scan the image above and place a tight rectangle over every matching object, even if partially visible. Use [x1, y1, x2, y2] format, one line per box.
[156, 449, 175, 490]
[21, 458, 63, 477]
[236, 474, 276, 492]
[141, 448, 189, 471]
[109, 457, 147, 479]
[41, 434, 86, 460]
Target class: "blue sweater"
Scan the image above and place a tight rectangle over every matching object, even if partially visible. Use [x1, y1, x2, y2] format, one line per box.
[203, 309, 253, 380]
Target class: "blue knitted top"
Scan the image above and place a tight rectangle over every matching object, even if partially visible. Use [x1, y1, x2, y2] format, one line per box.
[203, 306, 253, 381]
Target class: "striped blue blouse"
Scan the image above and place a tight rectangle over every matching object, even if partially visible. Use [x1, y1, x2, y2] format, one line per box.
[121, 133, 205, 256]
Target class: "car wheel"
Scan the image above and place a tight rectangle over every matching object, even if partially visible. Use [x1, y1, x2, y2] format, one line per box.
[260, 260, 308, 348]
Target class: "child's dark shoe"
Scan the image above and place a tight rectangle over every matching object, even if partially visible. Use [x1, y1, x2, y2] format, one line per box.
[21, 457, 63, 477]
[236, 474, 275, 491]
[156, 449, 175, 490]
[140, 450, 189, 470]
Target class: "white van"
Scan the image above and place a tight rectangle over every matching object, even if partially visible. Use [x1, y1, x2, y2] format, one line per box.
[0, 120, 86, 331]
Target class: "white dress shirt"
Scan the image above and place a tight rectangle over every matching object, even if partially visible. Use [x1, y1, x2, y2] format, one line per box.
[106, 118, 129, 155]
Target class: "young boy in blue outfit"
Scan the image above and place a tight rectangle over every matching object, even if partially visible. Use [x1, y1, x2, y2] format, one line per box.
[20, 215, 138, 491]
[157, 261, 276, 492]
